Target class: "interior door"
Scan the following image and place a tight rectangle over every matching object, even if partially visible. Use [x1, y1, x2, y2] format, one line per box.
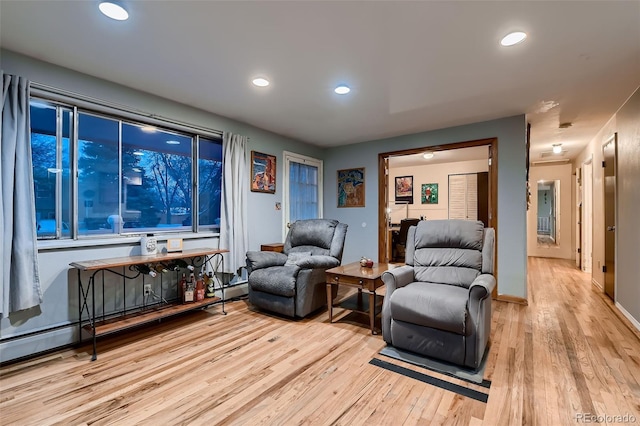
[603, 134, 616, 300]
[283, 151, 323, 239]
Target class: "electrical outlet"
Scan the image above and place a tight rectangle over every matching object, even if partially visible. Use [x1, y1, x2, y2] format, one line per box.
[144, 284, 152, 295]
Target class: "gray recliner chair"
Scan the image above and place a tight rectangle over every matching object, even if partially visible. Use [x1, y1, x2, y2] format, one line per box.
[381, 219, 495, 369]
[246, 219, 348, 318]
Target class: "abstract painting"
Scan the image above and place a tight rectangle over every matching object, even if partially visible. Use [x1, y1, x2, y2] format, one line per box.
[421, 183, 439, 204]
[250, 151, 276, 193]
[337, 168, 365, 207]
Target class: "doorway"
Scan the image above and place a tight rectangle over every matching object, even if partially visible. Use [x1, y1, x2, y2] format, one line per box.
[603, 134, 617, 300]
[377, 138, 498, 293]
[536, 180, 559, 247]
[282, 151, 323, 240]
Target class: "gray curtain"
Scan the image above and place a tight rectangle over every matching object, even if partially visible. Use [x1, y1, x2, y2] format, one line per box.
[219, 132, 248, 275]
[0, 71, 42, 317]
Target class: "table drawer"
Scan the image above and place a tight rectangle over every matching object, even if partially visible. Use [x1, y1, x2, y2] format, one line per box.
[326, 273, 375, 289]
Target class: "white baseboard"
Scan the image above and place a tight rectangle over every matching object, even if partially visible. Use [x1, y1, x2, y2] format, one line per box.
[592, 278, 603, 290]
[215, 282, 247, 301]
[0, 326, 76, 364]
[615, 302, 640, 333]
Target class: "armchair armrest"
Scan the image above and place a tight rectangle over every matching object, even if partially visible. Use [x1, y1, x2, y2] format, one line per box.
[246, 251, 287, 274]
[381, 265, 414, 294]
[295, 255, 340, 270]
[381, 265, 414, 343]
[468, 274, 496, 301]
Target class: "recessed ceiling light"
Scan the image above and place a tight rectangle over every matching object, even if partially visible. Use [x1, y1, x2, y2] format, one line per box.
[98, 1, 129, 21]
[423, 152, 435, 159]
[166, 140, 181, 145]
[552, 144, 563, 154]
[500, 31, 527, 47]
[252, 77, 270, 87]
[334, 85, 351, 95]
[140, 125, 157, 133]
[133, 151, 144, 156]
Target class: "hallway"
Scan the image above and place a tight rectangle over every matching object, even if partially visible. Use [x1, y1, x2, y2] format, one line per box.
[484, 257, 640, 424]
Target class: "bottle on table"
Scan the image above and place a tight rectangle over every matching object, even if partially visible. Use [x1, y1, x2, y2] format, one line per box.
[135, 264, 157, 278]
[205, 272, 215, 298]
[174, 259, 195, 271]
[154, 264, 168, 274]
[196, 273, 205, 301]
[183, 273, 195, 303]
[179, 273, 186, 301]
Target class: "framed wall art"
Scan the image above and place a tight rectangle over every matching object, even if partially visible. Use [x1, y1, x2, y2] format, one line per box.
[337, 167, 365, 208]
[250, 151, 276, 194]
[421, 183, 439, 204]
[395, 175, 413, 204]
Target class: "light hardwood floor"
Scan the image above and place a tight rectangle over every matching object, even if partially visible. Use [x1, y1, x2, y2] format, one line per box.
[1, 258, 639, 425]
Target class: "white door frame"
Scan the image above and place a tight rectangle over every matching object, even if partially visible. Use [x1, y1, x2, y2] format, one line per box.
[282, 151, 323, 240]
[582, 157, 593, 274]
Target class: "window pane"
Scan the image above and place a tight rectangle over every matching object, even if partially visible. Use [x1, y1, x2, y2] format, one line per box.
[198, 136, 223, 229]
[31, 102, 57, 238]
[121, 123, 192, 232]
[30, 102, 73, 239]
[289, 162, 319, 222]
[78, 112, 120, 235]
[60, 109, 72, 238]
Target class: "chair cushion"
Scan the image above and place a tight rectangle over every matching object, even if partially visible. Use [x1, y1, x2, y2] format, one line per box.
[389, 282, 469, 335]
[410, 220, 484, 288]
[414, 220, 484, 250]
[289, 219, 338, 249]
[248, 265, 299, 297]
[285, 251, 312, 266]
[414, 248, 481, 288]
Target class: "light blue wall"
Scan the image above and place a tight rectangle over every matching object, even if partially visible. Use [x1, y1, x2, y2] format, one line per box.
[323, 115, 528, 299]
[0, 50, 323, 362]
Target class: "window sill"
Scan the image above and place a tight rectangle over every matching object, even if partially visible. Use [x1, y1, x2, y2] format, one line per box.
[37, 231, 220, 251]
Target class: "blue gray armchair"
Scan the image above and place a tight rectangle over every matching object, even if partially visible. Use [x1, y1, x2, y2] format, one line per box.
[246, 219, 348, 318]
[381, 219, 495, 369]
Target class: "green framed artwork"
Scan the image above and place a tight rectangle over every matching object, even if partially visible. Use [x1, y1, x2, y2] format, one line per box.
[421, 183, 438, 204]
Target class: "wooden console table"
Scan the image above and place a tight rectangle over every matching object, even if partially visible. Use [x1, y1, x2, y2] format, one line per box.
[70, 247, 228, 360]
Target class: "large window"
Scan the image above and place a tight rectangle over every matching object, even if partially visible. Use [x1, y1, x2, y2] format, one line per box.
[30, 98, 223, 240]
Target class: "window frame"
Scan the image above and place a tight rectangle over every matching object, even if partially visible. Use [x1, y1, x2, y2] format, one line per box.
[30, 88, 223, 245]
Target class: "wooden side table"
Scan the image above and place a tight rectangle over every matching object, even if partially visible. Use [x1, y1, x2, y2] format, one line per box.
[325, 262, 395, 334]
[260, 243, 284, 253]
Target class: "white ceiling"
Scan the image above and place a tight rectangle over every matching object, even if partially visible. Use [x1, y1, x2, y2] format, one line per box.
[1, 1, 639, 162]
[389, 146, 488, 168]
